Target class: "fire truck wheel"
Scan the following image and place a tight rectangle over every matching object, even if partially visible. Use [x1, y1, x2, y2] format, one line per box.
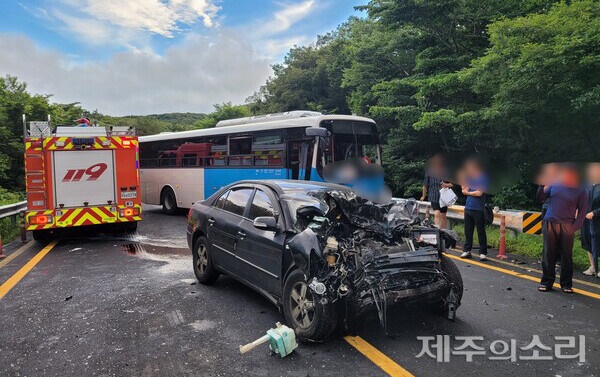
[123, 222, 138, 233]
[161, 187, 178, 215]
[32, 230, 51, 242]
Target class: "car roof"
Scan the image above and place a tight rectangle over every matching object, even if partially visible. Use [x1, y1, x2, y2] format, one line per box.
[229, 180, 352, 195]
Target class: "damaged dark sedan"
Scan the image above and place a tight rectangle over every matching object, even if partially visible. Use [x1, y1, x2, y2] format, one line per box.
[187, 180, 463, 342]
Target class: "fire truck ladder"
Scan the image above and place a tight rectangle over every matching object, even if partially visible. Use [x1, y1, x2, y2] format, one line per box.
[23, 115, 51, 210]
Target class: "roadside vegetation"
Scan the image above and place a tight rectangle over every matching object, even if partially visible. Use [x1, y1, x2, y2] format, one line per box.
[451, 224, 589, 271]
[0, 188, 23, 243]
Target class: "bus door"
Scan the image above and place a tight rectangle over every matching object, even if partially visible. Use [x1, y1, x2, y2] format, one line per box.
[288, 140, 313, 181]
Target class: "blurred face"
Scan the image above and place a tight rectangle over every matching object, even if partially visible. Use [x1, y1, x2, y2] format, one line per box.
[561, 165, 580, 187]
[464, 160, 481, 177]
[428, 155, 444, 175]
[587, 163, 600, 184]
[538, 163, 559, 185]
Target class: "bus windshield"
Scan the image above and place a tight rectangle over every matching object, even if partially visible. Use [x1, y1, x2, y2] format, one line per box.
[321, 120, 380, 163]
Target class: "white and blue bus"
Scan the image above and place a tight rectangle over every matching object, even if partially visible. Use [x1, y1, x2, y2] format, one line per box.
[139, 111, 381, 214]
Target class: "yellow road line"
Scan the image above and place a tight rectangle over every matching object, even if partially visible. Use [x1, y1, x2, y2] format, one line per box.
[445, 253, 600, 300]
[447, 248, 600, 290]
[0, 240, 58, 299]
[0, 241, 36, 269]
[344, 336, 415, 377]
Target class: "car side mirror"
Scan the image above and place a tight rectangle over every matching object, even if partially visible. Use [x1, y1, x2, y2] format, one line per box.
[253, 216, 279, 231]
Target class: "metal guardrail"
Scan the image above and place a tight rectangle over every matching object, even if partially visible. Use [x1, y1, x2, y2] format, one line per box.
[395, 198, 535, 234]
[0, 201, 27, 220]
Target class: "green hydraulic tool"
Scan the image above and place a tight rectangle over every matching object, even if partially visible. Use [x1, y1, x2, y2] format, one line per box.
[239, 322, 298, 358]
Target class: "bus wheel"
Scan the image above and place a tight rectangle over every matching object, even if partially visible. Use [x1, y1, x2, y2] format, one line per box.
[161, 187, 178, 215]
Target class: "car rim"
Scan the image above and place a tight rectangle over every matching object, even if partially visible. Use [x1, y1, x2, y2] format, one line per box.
[290, 281, 315, 329]
[196, 244, 208, 274]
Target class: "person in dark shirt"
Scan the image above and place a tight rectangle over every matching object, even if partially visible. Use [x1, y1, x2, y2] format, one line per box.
[538, 164, 588, 293]
[459, 158, 489, 261]
[421, 154, 453, 229]
[581, 163, 600, 277]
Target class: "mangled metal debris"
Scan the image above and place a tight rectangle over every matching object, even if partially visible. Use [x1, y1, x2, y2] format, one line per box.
[283, 189, 463, 340]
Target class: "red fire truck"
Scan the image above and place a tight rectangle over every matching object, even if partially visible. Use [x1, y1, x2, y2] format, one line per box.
[24, 118, 141, 240]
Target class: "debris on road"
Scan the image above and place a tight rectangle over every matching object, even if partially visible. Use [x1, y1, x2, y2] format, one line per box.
[239, 322, 298, 358]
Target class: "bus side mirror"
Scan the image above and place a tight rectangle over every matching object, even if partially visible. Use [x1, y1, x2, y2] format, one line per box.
[305, 128, 329, 138]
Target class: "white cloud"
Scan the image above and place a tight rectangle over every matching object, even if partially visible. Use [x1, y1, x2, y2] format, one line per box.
[32, 0, 220, 47]
[261, 0, 316, 35]
[0, 34, 272, 115]
[79, 0, 219, 36]
[236, 0, 318, 59]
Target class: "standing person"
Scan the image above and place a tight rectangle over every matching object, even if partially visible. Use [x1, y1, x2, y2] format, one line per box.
[538, 164, 588, 293]
[421, 154, 453, 229]
[459, 158, 489, 261]
[536, 163, 559, 218]
[581, 163, 600, 277]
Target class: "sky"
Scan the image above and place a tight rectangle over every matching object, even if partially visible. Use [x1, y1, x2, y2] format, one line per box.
[0, 0, 365, 115]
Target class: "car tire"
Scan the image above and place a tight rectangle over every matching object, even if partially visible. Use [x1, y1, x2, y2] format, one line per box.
[193, 236, 219, 284]
[433, 254, 464, 316]
[283, 269, 336, 342]
[441, 254, 463, 303]
[161, 187, 178, 215]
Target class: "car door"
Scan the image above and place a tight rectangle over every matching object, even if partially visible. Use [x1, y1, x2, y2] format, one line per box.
[206, 187, 253, 275]
[235, 187, 286, 295]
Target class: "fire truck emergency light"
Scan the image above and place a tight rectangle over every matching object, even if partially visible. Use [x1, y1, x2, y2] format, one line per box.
[120, 208, 139, 217]
[30, 215, 53, 225]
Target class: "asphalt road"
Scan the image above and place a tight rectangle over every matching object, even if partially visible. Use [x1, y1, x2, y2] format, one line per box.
[1, 205, 599, 377]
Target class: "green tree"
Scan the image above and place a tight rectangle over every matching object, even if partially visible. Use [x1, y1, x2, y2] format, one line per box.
[193, 102, 252, 129]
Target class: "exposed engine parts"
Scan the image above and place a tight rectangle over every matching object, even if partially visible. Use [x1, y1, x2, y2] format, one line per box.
[285, 190, 463, 334]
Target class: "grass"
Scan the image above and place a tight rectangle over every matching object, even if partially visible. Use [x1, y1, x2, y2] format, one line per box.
[451, 224, 590, 271]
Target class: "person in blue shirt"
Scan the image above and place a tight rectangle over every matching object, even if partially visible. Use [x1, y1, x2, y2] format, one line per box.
[459, 158, 489, 261]
[537, 164, 588, 293]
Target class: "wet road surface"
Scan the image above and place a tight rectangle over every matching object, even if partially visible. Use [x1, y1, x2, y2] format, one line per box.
[0, 205, 598, 376]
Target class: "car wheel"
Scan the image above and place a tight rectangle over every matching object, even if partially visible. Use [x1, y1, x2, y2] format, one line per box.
[283, 269, 336, 342]
[433, 254, 463, 316]
[161, 187, 178, 215]
[193, 237, 219, 284]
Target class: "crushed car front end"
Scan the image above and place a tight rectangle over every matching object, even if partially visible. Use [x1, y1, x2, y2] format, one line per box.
[283, 188, 463, 340]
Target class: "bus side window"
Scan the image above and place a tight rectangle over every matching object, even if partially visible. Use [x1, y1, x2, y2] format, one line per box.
[182, 153, 197, 167]
[253, 133, 285, 167]
[229, 136, 252, 166]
